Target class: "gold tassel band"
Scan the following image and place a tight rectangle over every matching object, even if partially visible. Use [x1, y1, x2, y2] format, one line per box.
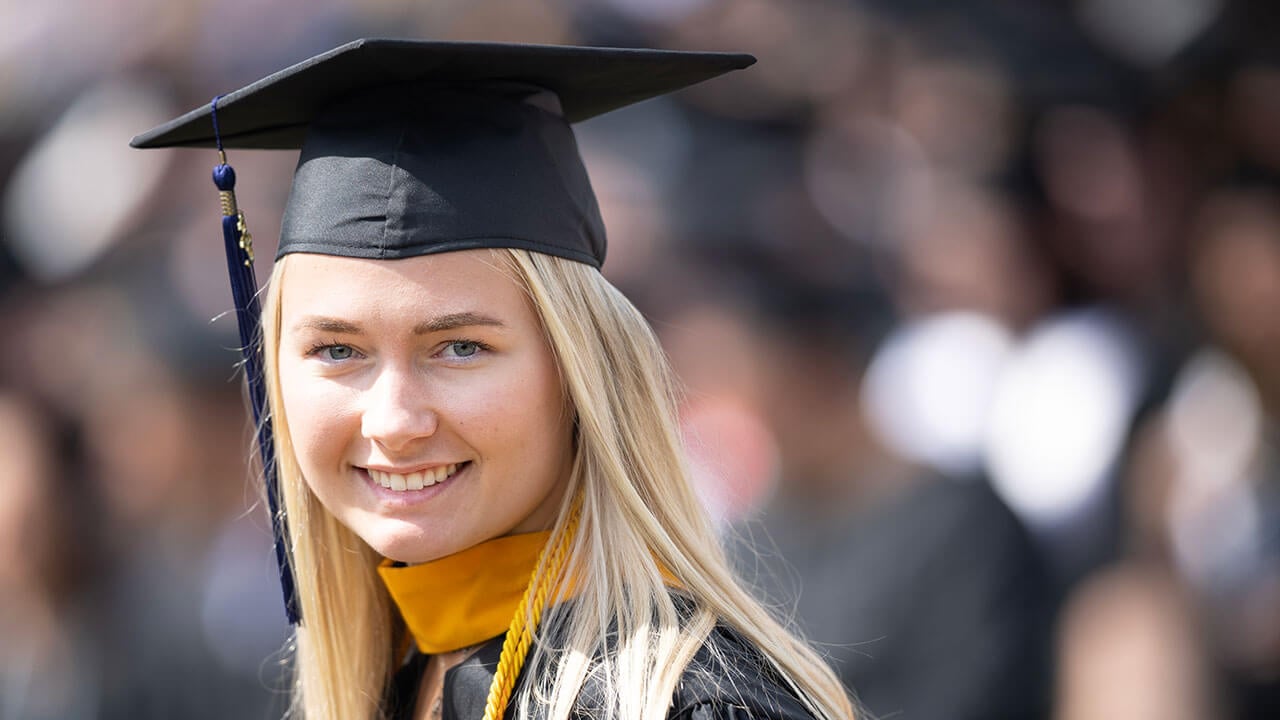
[219, 190, 238, 217]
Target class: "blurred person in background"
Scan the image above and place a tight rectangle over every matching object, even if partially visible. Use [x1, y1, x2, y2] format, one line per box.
[658, 12, 1061, 718]
[0, 391, 98, 720]
[83, 364, 290, 719]
[1054, 562, 1220, 720]
[1147, 187, 1280, 718]
[678, 251, 1053, 720]
[1050, 412, 1225, 720]
[0, 284, 290, 720]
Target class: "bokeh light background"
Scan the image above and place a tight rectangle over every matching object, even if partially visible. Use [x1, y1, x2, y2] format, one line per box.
[2, 1, 1279, 718]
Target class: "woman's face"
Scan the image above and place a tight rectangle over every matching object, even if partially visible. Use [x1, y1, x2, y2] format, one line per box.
[276, 250, 575, 564]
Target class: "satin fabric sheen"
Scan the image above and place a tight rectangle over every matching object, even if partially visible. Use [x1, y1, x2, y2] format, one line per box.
[378, 530, 553, 654]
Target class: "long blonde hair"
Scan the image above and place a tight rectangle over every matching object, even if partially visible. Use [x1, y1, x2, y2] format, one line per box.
[262, 249, 854, 720]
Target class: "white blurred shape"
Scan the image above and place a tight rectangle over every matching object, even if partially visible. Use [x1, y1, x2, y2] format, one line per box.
[1167, 349, 1262, 494]
[1077, 0, 1223, 68]
[1164, 349, 1265, 591]
[1171, 477, 1261, 594]
[4, 78, 172, 280]
[984, 309, 1142, 528]
[862, 312, 1013, 476]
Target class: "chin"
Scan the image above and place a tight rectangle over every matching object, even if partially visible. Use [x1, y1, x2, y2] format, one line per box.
[360, 524, 464, 565]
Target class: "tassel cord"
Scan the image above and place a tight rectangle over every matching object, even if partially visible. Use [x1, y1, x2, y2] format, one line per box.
[212, 95, 300, 623]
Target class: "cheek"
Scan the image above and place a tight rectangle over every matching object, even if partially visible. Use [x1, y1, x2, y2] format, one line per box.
[505, 361, 570, 458]
[460, 359, 567, 458]
[279, 366, 355, 467]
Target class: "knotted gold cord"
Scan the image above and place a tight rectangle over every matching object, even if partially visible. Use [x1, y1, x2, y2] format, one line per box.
[481, 505, 581, 720]
[236, 211, 255, 264]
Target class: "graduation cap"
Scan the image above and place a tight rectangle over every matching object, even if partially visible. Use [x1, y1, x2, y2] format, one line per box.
[132, 38, 755, 624]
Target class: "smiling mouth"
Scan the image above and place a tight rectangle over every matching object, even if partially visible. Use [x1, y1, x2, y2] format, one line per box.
[368, 463, 466, 492]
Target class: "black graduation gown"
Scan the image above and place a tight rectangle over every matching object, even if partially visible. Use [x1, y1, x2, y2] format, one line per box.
[729, 478, 1052, 720]
[385, 623, 818, 720]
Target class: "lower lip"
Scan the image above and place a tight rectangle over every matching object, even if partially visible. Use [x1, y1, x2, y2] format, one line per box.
[360, 463, 468, 505]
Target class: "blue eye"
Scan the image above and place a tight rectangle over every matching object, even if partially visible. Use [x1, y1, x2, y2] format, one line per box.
[307, 343, 357, 361]
[447, 341, 481, 358]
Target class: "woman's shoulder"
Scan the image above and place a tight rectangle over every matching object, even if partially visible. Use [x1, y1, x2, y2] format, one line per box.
[386, 625, 822, 720]
[568, 616, 819, 720]
[665, 623, 818, 720]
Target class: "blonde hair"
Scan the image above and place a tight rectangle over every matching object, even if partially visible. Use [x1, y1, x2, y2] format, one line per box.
[262, 249, 855, 720]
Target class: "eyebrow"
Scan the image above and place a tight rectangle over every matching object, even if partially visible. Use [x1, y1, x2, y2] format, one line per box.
[293, 317, 361, 334]
[413, 312, 505, 334]
[292, 312, 505, 335]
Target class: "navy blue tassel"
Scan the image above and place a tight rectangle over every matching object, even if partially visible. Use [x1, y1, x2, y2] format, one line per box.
[212, 96, 300, 624]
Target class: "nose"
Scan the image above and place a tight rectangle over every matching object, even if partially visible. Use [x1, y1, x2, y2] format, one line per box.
[360, 364, 438, 453]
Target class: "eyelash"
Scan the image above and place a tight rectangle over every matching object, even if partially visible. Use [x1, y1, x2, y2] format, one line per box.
[304, 340, 361, 361]
[436, 338, 491, 359]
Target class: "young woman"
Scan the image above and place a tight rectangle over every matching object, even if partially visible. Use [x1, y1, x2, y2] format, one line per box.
[134, 39, 855, 720]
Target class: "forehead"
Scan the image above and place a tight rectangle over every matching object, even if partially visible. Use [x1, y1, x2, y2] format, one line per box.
[278, 250, 530, 322]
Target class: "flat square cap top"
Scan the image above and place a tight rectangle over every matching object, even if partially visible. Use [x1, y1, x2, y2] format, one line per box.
[130, 38, 756, 149]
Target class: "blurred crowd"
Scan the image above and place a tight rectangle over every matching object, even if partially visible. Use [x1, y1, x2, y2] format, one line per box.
[2, 1, 1279, 719]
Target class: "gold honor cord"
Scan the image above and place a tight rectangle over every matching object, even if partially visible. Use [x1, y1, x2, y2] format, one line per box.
[482, 505, 581, 720]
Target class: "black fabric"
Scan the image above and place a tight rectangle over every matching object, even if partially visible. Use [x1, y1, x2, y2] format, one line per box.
[129, 39, 755, 149]
[730, 478, 1053, 720]
[388, 624, 816, 720]
[661, 624, 816, 720]
[130, 39, 753, 269]
[279, 86, 606, 266]
[386, 650, 430, 720]
[444, 638, 506, 720]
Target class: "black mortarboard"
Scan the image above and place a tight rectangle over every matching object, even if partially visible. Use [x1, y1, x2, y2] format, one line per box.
[131, 39, 755, 623]
[133, 39, 755, 267]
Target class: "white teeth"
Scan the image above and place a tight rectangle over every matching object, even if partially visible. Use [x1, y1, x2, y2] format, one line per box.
[370, 464, 460, 492]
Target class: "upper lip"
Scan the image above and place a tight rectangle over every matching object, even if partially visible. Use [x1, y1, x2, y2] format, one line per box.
[361, 461, 465, 475]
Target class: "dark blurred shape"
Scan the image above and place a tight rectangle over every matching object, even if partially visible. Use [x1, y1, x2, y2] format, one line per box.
[0, 391, 98, 719]
[663, 253, 1053, 719]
